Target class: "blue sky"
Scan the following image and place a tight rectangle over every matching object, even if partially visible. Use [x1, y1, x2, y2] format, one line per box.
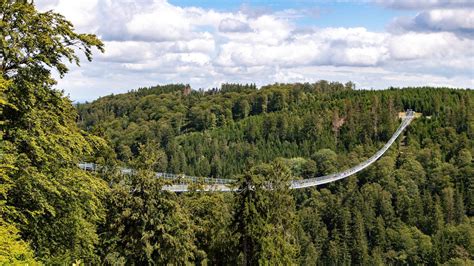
[36, 0, 473, 101]
[170, 0, 416, 30]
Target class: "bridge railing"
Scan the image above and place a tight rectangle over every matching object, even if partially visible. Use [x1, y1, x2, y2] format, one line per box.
[79, 163, 236, 185]
[290, 111, 414, 188]
[156, 172, 235, 185]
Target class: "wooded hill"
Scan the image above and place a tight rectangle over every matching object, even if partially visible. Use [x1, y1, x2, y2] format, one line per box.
[75, 82, 474, 264]
[77, 83, 472, 179]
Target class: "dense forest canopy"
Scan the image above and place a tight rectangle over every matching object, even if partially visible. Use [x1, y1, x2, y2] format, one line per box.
[77, 83, 472, 178]
[1, 1, 473, 265]
[75, 82, 474, 264]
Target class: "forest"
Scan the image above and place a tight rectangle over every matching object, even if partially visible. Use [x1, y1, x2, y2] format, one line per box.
[1, 1, 473, 265]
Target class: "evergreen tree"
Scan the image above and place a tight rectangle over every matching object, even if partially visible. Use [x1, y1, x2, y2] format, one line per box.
[351, 210, 369, 264]
[181, 191, 235, 264]
[99, 144, 197, 265]
[232, 161, 299, 265]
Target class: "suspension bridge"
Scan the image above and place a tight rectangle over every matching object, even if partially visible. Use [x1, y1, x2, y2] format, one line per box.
[80, 110, 415, 192]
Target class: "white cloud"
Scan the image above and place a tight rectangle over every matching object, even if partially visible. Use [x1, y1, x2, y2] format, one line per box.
[388, 32, 472, 60]
[169, 38, 216, 53]
[250, 15, 293, 44]
[218, 18, 252, 33]
[216, 27, 390, 68]
[425, 9, 474, 31]
[37, 0, 99, 33]
[98, 41, 157, 63]
[390, 9, 474, 36]
[125, 1, 193, 42]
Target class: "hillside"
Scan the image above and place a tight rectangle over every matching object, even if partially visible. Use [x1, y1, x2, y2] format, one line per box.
[75, 82, 474, 264]
[77, 82, 472, 178]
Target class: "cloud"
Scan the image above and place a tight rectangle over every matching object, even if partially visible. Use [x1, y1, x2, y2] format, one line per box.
[215, 27, 390, 68]
[388, 32, 473, 60]
[97, 41, 158, 63]
[218, 18, 252, 33]
[37, 0, 99, 33]
[169, 38, 216, 53]
[375, 0, 474, 9]
[390, 9, 474, 37]
[124, 2, 195, 42]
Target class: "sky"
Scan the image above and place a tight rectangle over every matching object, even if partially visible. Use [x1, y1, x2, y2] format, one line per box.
[35, 0, 474, 102]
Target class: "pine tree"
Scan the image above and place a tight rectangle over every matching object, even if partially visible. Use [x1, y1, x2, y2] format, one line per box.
[351, 210, 369, 265]
[99, 144, 197, 264]
[454, 188, 465, 224]
[180, 191, 235, 264]
[442, 187, 455, 224]
[232, 161, 299, 265]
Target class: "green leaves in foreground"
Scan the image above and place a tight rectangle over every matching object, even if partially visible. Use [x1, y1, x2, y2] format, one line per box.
[1, 0, 106, 263]
[0, 0, 104, 78]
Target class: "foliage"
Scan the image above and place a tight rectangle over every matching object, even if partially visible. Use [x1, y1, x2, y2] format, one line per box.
[0, 218, 36, 264]
[0, 0, 104, 78]
[232, 161, 299, 265]
[180, 191, 235, 264]
[78, 82, 473, 264]
[99, 144, 197, 265]
[0, 0, 107, 263]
